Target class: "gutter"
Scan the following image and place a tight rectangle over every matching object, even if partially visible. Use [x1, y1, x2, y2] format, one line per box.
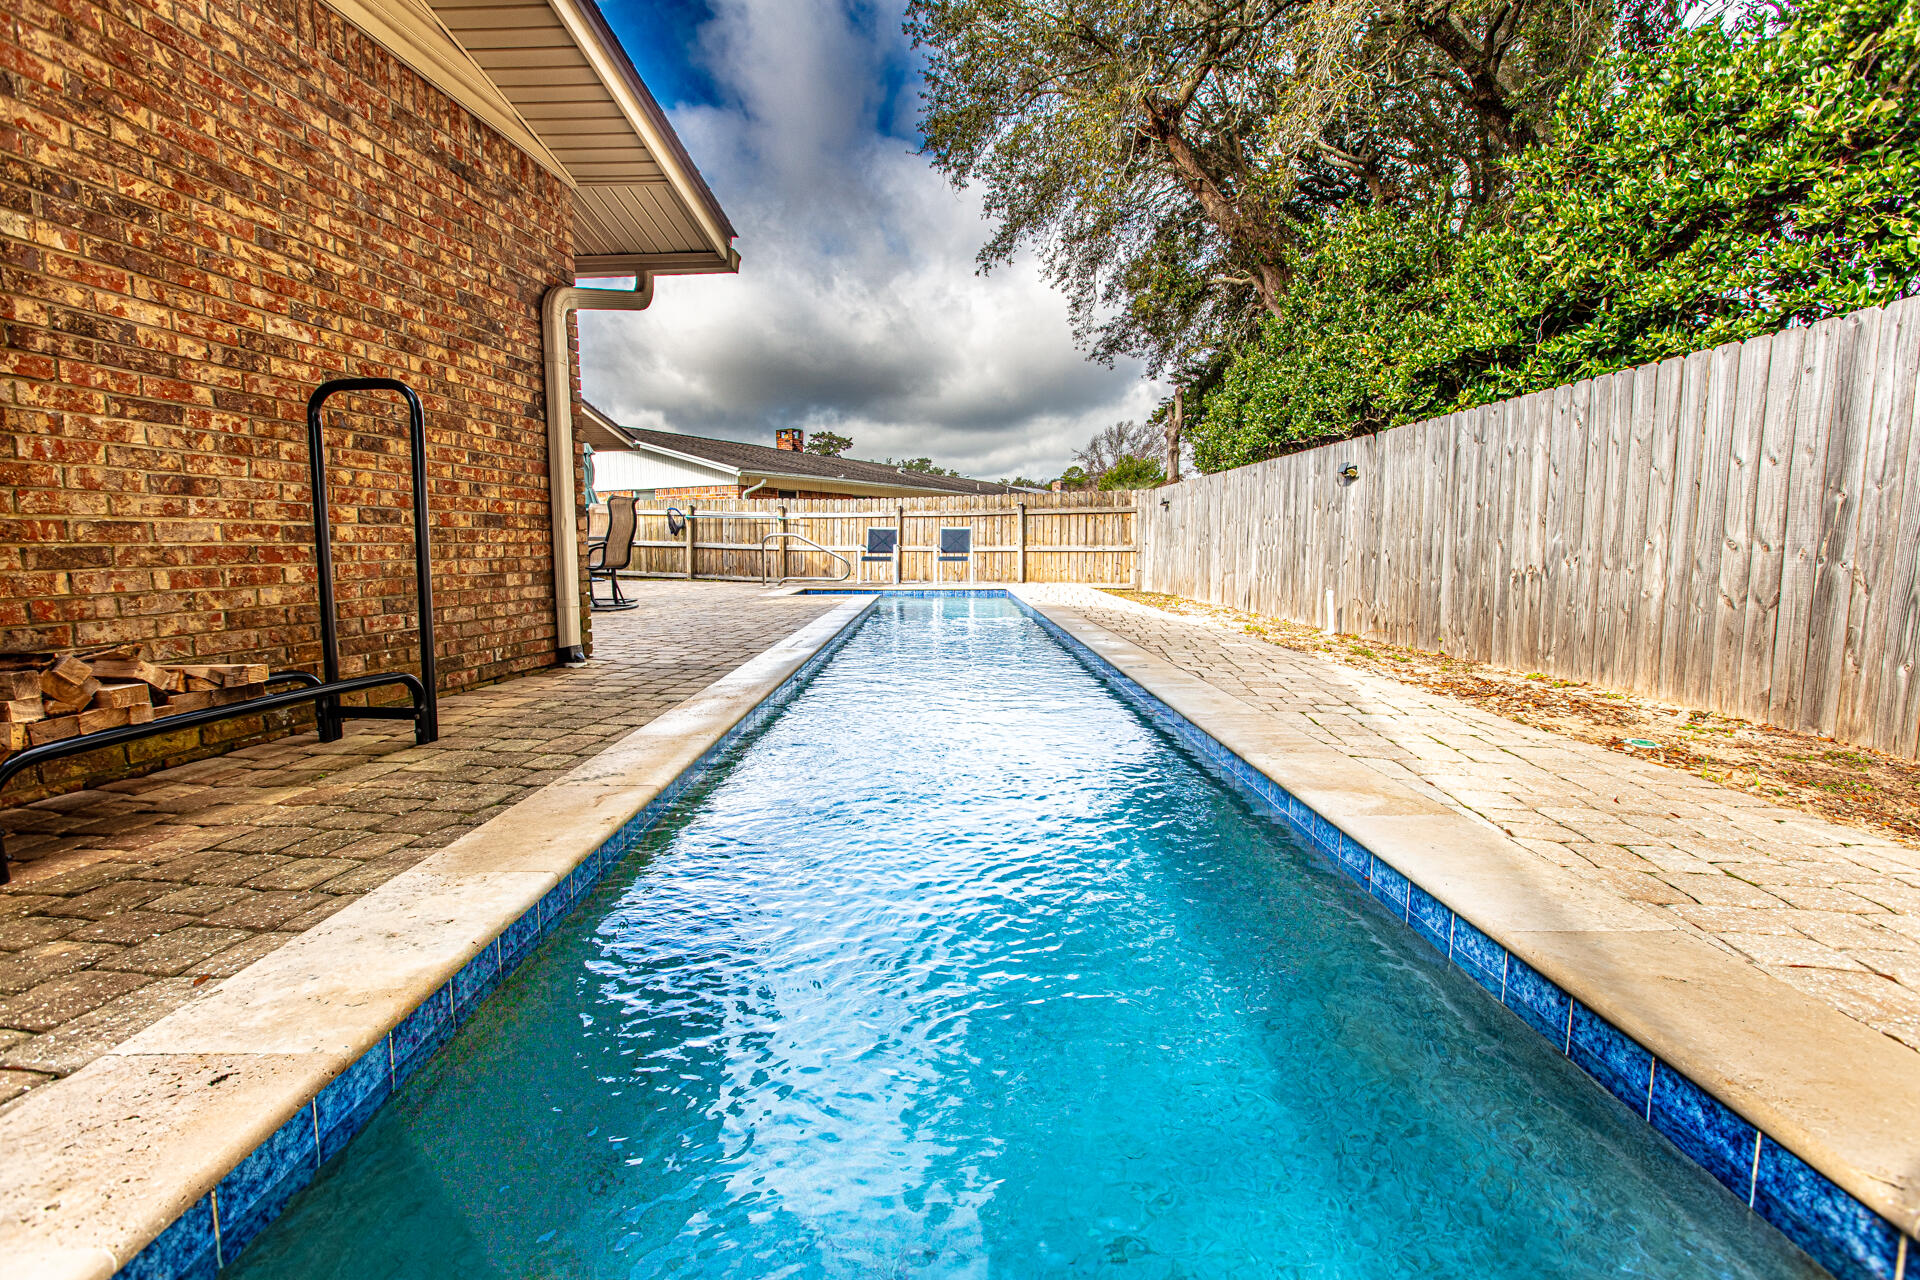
[610, 441, 1005, 499]
[735, 470, 1011, 499]
[543, 273, 654, 664]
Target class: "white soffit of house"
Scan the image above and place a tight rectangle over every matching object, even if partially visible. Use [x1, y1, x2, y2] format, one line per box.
[591, 449, 734, 493]
[335, 0, 738, 275]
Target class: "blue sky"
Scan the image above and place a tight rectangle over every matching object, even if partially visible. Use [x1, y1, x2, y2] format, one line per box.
[575, 0, 1159, 480]
[602, 0, 726, 110]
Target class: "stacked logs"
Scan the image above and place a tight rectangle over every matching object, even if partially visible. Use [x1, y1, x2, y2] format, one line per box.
[0, 645, 268, 761]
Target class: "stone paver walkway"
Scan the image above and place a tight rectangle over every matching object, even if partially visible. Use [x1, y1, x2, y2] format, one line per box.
[0, 583, 839, 1107]
[1024, 586, 1920, 1054]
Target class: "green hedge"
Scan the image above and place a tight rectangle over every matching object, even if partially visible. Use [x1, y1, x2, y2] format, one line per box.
[1192, 0, 1920, 472]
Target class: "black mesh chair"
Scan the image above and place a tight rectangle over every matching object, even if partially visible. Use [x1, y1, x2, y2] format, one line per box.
[938, 526, 972, 581]
[863, 526, 898, 582]
[588, 495, 640, 611]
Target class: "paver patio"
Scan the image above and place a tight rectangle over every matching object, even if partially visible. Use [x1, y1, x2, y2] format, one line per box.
[1023, 585, 1920, 1055]
[5, 578, 1917, 1117]
[0, 583, 840, 1107]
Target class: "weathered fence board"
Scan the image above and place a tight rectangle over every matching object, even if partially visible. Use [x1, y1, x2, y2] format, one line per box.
[1140, 297, 1920, 758]
[1679, 344, 1736, 706]
[1633, 362, 1679, 694]
[1772, 317, 1843, 728]
[1709, 334, 1772, 714]
[1738, 326, 1804, 720]
[1856, 305, 1920, 750]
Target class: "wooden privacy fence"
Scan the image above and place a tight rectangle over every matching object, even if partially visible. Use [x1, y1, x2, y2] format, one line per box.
[620, 491, 1137, 586]
[1141, 297, 1920, 759]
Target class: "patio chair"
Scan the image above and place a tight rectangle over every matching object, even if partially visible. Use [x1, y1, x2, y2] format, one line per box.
[588, 494, 640, 611]
[938, 527, 972, 581]
[863, 526, 898, 582]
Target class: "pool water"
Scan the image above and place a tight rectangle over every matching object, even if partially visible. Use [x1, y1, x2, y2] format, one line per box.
[231, 597, 1819, 1279]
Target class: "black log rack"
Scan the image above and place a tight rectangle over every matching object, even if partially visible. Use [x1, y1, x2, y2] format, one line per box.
[0, 378, 441, 884]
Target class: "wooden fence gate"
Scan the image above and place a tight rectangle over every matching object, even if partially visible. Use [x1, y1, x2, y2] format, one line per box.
[618, 491, 1137, 586]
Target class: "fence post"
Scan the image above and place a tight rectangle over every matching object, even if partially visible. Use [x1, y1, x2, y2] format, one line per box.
[1017, 502, 1027, 583]
[894, 505, 905, 583]
[1130, 501, 1141, 590]
[684, 502, 696, 580]
[776, 505, 788, 583]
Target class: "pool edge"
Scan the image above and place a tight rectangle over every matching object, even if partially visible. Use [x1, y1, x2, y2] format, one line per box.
[1015, 591, 1918, 1280]
[0, 594, 880, 1280]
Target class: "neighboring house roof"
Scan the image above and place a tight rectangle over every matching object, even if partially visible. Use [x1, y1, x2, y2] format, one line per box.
[331, 0, 735, 275]
[579, 405, 1014, 495]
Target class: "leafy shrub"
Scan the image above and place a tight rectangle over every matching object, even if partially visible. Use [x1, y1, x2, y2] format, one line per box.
[1192, 0, 1920, 470]
[1097, 455, 1167, 490]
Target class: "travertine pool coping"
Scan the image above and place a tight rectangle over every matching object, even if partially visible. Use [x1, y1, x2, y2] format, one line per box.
[1018, 594, 1920, 1250]
[0, 596, 876, 1280]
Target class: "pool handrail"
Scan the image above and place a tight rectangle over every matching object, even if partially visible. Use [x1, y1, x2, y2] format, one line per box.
[0, 377, 443, 885]
[759, 531, 852, 587]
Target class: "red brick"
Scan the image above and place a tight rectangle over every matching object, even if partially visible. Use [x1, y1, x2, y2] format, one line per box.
[0, 0, 581, 794]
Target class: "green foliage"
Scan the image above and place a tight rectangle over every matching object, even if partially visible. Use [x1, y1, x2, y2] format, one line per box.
[806, 431, 853, 457]
[1474, 0, 1920, 395]
[908, 0, 1628, 372]
[1097, 455, 1167, 489]
[1191, 209, 1461, 468]
[1194, 0, 1920, 470]
[1057, 465, 1093, 490]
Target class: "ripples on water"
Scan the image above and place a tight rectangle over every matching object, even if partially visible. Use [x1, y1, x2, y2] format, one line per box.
[234, 598, 1820, 1280]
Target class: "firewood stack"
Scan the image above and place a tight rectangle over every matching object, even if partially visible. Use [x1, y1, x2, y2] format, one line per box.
[0, 644, 269, 762]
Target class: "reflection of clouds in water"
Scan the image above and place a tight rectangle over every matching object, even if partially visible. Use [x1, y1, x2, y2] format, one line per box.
[580, 0, 1162, 481]
[601, 837, 1003, 1278]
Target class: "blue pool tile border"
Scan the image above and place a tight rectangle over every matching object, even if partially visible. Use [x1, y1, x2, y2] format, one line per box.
[1012, 593, 1914, 1280]
[115, 1196, 216, 1280]
[115, 590, 1911, 1280]
[112, 598, 877, 1280]
[212, 1106, 318, 1265]
[1758, 1141, 1912, 1280]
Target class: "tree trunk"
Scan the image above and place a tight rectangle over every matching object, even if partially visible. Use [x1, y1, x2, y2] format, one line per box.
[1164, 386, 1183, 484]
[1142, 103, 1291, 315]
[1414, 16, 1533, 153]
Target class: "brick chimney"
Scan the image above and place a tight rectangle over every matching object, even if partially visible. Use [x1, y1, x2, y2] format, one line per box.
[775, 428, 804, 451]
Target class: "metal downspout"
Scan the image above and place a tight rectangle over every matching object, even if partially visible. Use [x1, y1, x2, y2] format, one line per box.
[543, 274, 654, 663]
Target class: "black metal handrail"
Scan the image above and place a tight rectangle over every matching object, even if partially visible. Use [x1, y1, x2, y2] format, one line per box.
[307, 378, 439, 743]
[0, 379, 442, 883]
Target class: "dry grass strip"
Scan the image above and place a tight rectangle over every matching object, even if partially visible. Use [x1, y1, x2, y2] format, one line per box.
[1107, 590, 1920, 849]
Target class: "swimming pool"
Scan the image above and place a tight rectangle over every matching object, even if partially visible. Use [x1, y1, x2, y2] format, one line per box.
[226, 595, 1821, 1279]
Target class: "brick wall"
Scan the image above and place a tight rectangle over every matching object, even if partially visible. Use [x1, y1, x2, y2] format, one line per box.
[0, 0, 580, 790]
[0, 0, 580, 670]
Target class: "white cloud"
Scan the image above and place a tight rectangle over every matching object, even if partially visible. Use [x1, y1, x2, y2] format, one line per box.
[576, 0, 1160, 480]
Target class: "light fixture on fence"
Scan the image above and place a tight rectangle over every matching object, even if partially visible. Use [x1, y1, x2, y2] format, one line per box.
[1159, 497, 1171, 510]
[1339, 463, 1359, 482]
